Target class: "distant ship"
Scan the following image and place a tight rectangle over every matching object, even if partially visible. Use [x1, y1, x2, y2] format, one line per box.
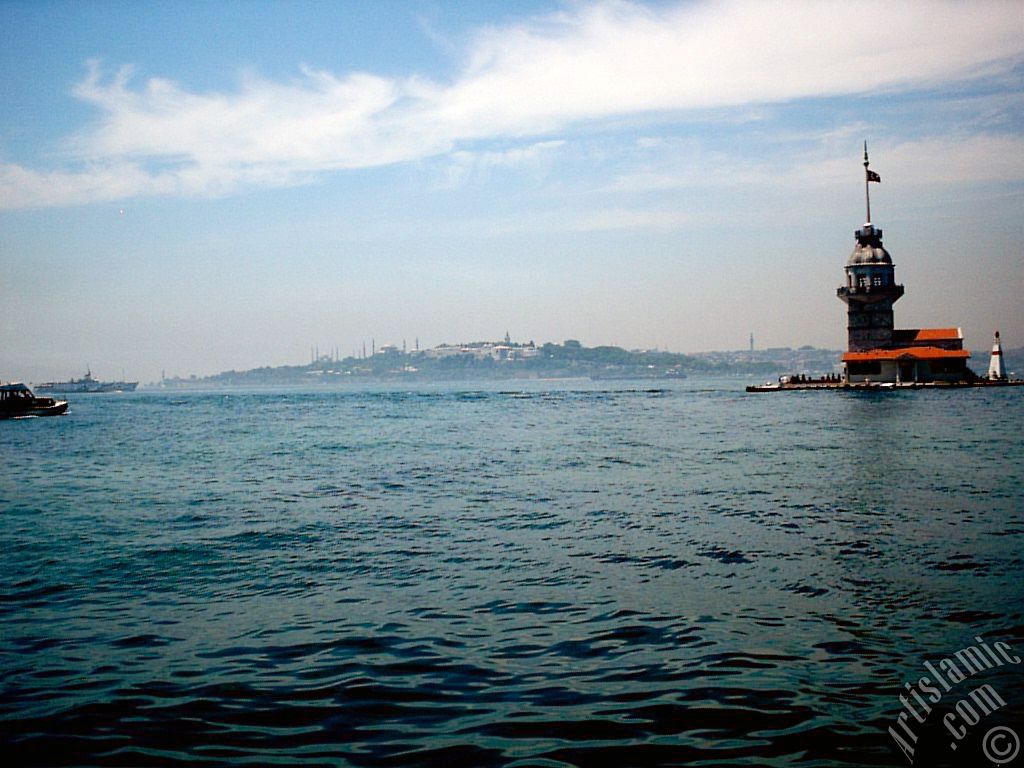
[35, 369, 138, 393]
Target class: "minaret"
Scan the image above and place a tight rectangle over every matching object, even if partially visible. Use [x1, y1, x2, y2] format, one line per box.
[836, 143, 904, 351]
[988, 331, 1007, 380]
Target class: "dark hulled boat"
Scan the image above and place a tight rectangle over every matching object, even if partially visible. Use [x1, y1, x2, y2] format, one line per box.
[0, 382, 69, 418]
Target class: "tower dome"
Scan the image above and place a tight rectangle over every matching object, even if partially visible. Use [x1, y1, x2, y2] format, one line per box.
[847, 224, 892, 265]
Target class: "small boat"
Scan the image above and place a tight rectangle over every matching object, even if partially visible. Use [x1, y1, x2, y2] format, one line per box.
[0, 382, 69, 418]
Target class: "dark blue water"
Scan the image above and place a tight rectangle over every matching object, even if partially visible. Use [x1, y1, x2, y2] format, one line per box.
[2, 381, 1022, 766]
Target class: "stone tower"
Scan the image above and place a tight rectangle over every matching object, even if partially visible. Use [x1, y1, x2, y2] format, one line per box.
[836, 144, 904, 351]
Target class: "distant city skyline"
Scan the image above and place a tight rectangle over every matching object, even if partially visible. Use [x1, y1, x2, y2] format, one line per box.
[2, 0, 1022, 384]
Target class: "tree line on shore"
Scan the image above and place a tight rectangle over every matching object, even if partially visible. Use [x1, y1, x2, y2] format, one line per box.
[158, 340, 850, 387]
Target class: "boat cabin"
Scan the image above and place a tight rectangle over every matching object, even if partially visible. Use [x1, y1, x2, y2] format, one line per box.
[0, 382, 36, 402]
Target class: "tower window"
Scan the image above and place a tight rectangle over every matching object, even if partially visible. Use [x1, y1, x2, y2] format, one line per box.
[873, 276, 882, 287]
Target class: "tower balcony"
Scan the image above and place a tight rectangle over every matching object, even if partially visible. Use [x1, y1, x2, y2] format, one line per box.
[837, 283, 904, 304]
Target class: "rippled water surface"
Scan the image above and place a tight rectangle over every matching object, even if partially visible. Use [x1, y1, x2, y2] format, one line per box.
[2, 381, 1022, 766]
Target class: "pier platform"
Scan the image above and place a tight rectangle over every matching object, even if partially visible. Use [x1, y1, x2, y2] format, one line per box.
[746, 378, 1024, 393]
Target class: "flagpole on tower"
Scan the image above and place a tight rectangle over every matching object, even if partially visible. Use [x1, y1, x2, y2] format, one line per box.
[864, 141, 871, 225]
[863, 141, 881, 225]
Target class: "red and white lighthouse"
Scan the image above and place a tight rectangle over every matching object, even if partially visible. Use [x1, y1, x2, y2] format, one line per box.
[988, 332, 1007, 380]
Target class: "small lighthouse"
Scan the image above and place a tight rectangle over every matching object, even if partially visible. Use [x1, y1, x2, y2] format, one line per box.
[988, 331, 1007, 380]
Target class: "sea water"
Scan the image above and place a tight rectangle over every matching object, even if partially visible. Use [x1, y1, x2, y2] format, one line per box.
[2, 380, 1022, 766]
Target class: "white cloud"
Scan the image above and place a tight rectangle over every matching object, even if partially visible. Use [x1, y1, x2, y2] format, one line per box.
[558, 206, 697, 232]
[0, 161, 174, 208]
[3, 0, 1022, 208]
[884, 135, 1024, 186]
[604, 132, 1024, 196]
[71, 60, 445, 170]
[441, 139, 566, 187]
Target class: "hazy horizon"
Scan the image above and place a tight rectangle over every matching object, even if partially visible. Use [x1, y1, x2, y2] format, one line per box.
[3, 0, 1022, 384]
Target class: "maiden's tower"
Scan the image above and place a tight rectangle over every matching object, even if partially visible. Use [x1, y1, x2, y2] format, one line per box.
[746, 144, 1024, 392]
[836, 145, 972, 385]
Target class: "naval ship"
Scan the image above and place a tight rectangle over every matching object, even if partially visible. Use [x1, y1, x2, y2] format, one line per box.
[35, 369, 138, 393]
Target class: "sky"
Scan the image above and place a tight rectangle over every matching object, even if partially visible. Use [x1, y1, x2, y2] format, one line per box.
[1, 0, 1022, 383]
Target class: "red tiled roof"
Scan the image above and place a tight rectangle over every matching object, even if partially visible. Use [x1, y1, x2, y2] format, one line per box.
[842, 346, 971, 362]
[892, 327, 962, 342]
